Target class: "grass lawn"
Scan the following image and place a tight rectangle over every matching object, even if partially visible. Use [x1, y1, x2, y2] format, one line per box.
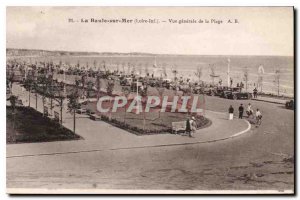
[35, 74, 210, 135]
[6, 106, 81, 144]
[84, 102, 211, 135]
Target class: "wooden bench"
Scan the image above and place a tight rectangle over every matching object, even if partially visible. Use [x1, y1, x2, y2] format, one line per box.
[172, 121, 186, 134]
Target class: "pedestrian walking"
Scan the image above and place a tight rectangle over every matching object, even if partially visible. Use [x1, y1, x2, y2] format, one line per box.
[255, 109, 262, 127]
[238, 104, 244, 119]
[228, 105, 234, 120]
[190, 116, 196, 137]
[253, 87, 258, 98]
[246, 103, 253, 117]
[185, 117, 191, 136]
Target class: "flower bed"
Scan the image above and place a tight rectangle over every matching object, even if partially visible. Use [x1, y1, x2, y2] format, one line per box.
[99, 112, 211, 136]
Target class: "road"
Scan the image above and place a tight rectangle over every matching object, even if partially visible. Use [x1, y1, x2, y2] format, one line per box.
[7, 85, 294, 193]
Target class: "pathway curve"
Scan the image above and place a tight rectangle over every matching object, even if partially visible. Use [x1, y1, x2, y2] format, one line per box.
[7, 84, 251, 158]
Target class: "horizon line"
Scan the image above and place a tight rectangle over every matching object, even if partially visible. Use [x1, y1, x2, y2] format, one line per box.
[6, 47, 294, 57]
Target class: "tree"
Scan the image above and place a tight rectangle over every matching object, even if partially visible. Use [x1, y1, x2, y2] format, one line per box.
[258, 76, 263, 93]
[34, 74, 52, 116]
[162, 63, 167, 77]
[44, 75, 56, 116]
[93, 60, 97, 71]
[81, 74, 87, 98]
[39, 75, 51, 116]
[243, 67, 249, 92]
[274, 69, 281, 96]
[127, 62, 131, 75]
[53, 82, 66, 125]
[7, 95, 18, 142]
[96, 75, 101, 100]
[144, 63, 149, 77]
[140, 83, 148, 131]
[86, 80, 94, 100]
[33, 81, 38, 110]
[137, 63, 142, 76]
[257, 65, 264, 93]
[131, 63, 136, 76]
[7, 71, 15, 93]
[209, 64, 217, 85]
[121, 62, 126, 75]
[67, 89, 79, 134]
[155, 78, 165, 119]
[102, 61, 107, 72]
[8, 95, 17, 112]
[106, 79, 115, 96]
[195, 65, 203, 84]
[122, 87, 130, 123]
[172, 65, 178, 81]
[24, 76, 33, 107]
[106, 79, 115, 120]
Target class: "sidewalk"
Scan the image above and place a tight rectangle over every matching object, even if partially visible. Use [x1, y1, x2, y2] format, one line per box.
[7, 83, 251, 158]
[252, 96, 289, 105]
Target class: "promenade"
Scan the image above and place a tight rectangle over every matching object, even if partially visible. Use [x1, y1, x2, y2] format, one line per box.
[7, 83, 294, 191]
[7, 83, 250, 158]
[252, 96, 289, 105]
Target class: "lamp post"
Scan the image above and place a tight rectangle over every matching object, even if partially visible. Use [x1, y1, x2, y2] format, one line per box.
[227, 58, 231, 88]
[136, 79, 140, 114]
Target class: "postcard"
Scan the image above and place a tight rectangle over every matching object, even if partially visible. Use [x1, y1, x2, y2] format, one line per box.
[6, 6, 294, 194]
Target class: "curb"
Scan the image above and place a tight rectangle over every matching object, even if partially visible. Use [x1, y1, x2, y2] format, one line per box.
[252, 98, 285, 105]
[230, 119, 251, 138]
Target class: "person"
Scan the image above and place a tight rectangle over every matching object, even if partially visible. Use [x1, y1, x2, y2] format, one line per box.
[238, 104, 244, 119]
[253, 87, 258, 98]
[228, 105, 234, 120]
[246, 103, 253, 117]
[140, 84, 144, 92]
[240, 81, 244, 88]
[189, 116, 197, 137]
[185, 118, 191, 136]
[255, 109, 262, 126]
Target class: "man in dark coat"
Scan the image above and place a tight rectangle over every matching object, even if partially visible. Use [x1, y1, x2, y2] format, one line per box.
[186, 118, 191, 136]
[238, 104, 244, 119]
[253, 87, 258, 98]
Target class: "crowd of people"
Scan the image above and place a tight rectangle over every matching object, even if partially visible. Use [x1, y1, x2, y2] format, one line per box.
[228, 103, 262, 126]
[6, 59, 259, 100]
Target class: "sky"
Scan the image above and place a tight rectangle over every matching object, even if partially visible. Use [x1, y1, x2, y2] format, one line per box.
[6, 7, 294, 56]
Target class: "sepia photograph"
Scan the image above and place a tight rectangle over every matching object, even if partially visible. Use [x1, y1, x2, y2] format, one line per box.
[6, 6, 294, 194]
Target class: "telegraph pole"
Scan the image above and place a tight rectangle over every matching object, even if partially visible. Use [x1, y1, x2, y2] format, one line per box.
[227, 58, 230, 87]
[136, 79, 140, 114]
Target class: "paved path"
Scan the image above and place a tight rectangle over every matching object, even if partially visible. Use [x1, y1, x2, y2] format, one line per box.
[6, 84, 294, 192]
[7, 83, 250, 158]
[252, 96, 289, 105]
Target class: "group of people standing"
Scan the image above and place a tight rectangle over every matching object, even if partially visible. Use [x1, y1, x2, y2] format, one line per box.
[228, 103, 262, 125]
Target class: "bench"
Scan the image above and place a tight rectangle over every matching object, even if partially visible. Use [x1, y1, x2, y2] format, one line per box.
[89, 113, 101, 121]
[172, 121, 186, 134]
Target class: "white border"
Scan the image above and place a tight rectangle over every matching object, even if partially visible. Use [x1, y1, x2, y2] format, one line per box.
[6, 188, 294, 194]
[2, 0, 298, 199]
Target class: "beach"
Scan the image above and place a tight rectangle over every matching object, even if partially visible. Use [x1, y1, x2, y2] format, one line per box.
[8, 54, 294, 97]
